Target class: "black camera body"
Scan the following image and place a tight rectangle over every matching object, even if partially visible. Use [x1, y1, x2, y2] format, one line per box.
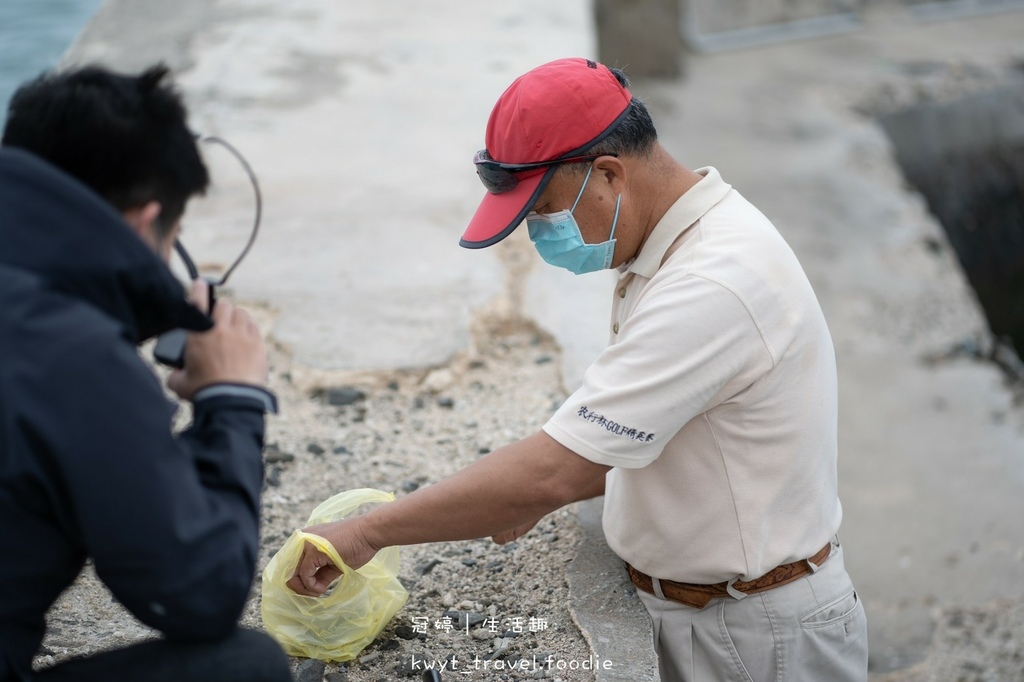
[153, 328, 189, 369]
[153, 279, 217, 369]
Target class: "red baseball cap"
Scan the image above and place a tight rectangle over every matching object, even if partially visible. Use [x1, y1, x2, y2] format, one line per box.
[460, 58, 633, 249]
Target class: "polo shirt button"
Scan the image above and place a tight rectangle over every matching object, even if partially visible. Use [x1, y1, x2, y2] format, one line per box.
[613, 323, 620, 334]
[617, 287, 626, 298]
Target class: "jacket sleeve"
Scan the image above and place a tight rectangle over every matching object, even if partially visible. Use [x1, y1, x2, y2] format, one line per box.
[39, 329, 269, 641]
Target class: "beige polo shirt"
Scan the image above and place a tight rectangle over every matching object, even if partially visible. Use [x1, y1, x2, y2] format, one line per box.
[543, 167, 842, 583]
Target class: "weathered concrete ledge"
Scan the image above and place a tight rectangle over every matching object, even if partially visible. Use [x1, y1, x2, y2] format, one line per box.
[567, 499, 660, 682]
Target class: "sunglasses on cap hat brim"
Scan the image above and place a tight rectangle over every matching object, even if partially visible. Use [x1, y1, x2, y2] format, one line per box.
[473, 149, 618, 195]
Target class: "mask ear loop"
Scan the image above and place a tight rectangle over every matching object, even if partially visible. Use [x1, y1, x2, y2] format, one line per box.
[608, 194, 622, 242]
[569, 164, 620, 243]
[570, 164, 596, 214]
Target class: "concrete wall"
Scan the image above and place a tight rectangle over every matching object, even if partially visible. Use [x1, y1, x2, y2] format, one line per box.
[879, 83, 1024, 355]
[879, 83, 1024, 181]
[594, 0, 684, 79]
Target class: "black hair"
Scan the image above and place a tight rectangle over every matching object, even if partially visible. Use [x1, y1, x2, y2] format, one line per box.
[561, 67, 658, 176]
[2, 63, 209, 237]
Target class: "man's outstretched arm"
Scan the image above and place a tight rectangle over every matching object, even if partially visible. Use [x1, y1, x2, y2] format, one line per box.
[287, 431, 610, 596]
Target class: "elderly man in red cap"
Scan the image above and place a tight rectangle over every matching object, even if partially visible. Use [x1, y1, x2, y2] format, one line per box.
[289, 57, 868, 681]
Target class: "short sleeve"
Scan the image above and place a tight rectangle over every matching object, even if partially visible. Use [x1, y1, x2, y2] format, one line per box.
[543, 274, 773, 468]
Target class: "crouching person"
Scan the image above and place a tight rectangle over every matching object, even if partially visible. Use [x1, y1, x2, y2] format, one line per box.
[0, 64, 292, 682]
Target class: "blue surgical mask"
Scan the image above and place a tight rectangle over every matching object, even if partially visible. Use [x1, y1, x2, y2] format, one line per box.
[527, 164, 621, 275]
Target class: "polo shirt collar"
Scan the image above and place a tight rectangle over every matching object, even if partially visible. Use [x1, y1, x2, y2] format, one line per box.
[628, 166, 732, 279]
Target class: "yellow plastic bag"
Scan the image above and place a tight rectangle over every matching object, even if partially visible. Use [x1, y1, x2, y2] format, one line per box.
[260, 488, 409, 661]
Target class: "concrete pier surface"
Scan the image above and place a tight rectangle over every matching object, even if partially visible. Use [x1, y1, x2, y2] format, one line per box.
[57, 1, 1024, 678]
[65, 0, 611, 375]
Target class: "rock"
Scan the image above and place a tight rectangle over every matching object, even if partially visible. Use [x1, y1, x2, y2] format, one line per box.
[324, 672, 348, 682]
[325, 387, 366, 407]
[306, 443, 325, 456]
[437, 396, 454, 409]
[265, 466, 282, 487]
[333, 445, 350, 455]
[414, 559, 442, 575]
[485, 637, 511, 660]
[443, 609, 486, 629]
[295, 658, 326, 682]
[422, 368, 454, 393]
[395, 654, 428, 677]
[378, 639, 400, 652]
[394, 625, 418, 640]
[264, 445, 294, 463]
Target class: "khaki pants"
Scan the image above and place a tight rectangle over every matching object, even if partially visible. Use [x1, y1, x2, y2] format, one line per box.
[637, 541, 868, 682]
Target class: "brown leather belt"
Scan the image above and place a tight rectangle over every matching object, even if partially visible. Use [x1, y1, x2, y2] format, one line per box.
[626, 542, 832, 609]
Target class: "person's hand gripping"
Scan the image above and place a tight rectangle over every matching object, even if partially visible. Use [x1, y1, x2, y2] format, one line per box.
[166, 278, 268, 401]
[286, 518, 380, 597]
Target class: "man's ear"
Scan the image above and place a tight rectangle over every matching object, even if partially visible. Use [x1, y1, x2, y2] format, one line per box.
[122, 201, 163, 252]
[595, 155, 627, 193]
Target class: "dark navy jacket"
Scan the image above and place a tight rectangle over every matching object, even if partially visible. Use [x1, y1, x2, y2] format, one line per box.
[0, 148, 269, 681]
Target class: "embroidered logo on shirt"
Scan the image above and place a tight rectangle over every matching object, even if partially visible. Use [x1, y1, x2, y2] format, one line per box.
[577, 406, 655, 442]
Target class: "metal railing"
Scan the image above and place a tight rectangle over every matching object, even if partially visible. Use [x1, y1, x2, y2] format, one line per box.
[682, 0, 864, 53]
[680, 0, 1024, 53]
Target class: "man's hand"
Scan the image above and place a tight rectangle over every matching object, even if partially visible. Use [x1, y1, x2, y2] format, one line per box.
[285, 519, 380, 597]
[285, 540, 342, 597]
[167, 279, 268, 401]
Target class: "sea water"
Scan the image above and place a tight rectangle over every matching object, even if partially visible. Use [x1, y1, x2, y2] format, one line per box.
[0, 0, 103, 128]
